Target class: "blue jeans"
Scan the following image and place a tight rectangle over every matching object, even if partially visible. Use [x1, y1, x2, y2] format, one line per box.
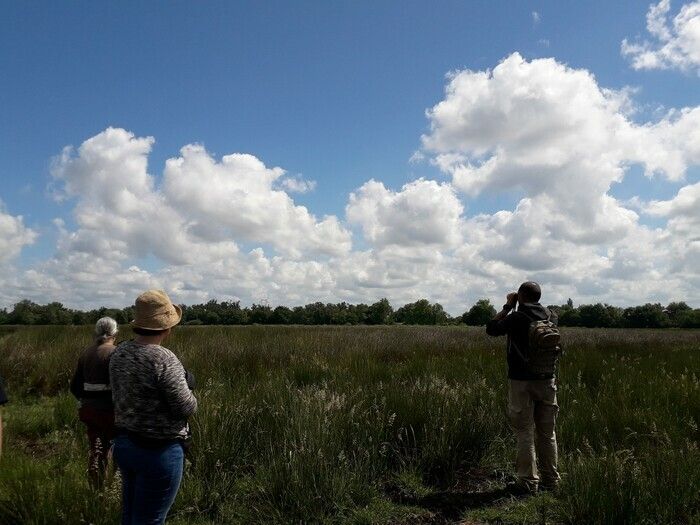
[113, 434, 184, 525]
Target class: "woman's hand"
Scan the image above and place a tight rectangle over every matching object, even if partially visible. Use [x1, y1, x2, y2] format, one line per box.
[185, 370, 196, 391]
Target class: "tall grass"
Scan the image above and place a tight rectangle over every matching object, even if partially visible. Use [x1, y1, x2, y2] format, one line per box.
[0, 326, 697, 524]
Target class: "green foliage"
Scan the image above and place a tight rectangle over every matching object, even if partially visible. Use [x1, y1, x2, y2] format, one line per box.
[577, 303, 622, 328]
[393, 299, 449, 325]
[462, 299, 497, 326]
[623, 303, 669, 328]
[677, 307, 700, 328]
[665, 301, 692, 323]
[1, 297, 697, 328]
[367, 298, 393, 325]
[554, 301, 699, 329]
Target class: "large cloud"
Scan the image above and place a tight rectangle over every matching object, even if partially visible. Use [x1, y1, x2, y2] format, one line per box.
[346, 178, 463, 249]
[645, 181, 700, 278]
[421, 53, 699, 305]
[51, 128, 351, 264]
[622, 0, 700, 74]
[51, 129, 195, 265]
[163, 145, 350, 257]
[0, 205, 35, 263]
[0, 205, 37, 307]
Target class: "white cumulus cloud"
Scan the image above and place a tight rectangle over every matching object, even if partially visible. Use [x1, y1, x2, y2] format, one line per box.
[346, 179, 463, 249]
[421, 52, 700, 306]
[163, 144, 350, 257]
[50, 128, 351, 264]
[279, 176, 317, 194]
[622, 0, 700, 74]
[0, 204, 36, 263]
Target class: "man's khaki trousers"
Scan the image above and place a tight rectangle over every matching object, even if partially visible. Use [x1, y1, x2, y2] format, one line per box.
[507, 378, 560, 488]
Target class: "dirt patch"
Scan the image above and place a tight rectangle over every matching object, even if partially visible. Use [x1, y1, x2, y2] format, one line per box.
[10, 437, 63, 460]
[385, 469, 521, 524]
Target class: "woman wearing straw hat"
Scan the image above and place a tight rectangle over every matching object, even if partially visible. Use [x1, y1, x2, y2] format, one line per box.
[70, 316, 119, 489]
[110, 290, 197, 525]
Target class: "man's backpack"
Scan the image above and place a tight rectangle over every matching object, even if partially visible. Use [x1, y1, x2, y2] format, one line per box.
[513, 311, 562, 376]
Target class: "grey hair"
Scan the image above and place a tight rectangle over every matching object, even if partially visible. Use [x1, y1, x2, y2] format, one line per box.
[95, 317, 118, 344]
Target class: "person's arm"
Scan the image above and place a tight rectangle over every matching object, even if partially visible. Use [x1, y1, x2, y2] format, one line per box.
[69, 358, 84, 400]
[486, 293, 518, 336]
[549, 308, 559, 326]
[184, 369, 196, 391]
[158, 351, 198, 419]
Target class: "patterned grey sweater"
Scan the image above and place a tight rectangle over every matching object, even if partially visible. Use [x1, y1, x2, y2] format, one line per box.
[109, 341, 197, 440]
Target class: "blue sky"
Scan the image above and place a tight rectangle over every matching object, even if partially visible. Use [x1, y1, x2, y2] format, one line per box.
[0, 1, 698, 310]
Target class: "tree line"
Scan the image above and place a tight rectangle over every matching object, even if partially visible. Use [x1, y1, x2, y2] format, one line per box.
[0, 297, 697, 328]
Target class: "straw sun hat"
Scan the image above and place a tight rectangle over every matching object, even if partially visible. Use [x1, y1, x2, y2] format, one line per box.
[131, 289, 182, 330]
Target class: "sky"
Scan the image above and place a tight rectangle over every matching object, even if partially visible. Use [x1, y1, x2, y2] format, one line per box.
[0, 0, 698, 313]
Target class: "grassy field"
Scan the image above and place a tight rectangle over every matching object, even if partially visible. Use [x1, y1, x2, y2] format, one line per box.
[0, 325, 698, 524]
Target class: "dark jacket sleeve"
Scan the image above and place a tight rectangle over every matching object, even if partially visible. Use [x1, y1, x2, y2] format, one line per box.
[486, 313, 512, 337]
[69, 357, 84, 400]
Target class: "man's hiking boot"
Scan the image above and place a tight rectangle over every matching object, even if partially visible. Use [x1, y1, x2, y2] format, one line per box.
[505, 480, 537, 497]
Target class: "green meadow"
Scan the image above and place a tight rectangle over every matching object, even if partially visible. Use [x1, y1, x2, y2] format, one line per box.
[0, 325, 697, 524]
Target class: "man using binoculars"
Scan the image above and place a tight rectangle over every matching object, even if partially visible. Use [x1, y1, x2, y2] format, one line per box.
[486, 281, 561, 493]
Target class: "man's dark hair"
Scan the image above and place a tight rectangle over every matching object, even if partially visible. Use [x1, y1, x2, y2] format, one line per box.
[132, 326, 169, 336]
[518, 281, 541, 303]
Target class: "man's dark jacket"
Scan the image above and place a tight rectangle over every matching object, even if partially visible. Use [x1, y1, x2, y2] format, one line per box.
[486, 302, 558, 380]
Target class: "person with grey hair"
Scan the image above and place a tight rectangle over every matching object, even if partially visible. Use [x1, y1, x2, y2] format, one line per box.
[70, 316, 119, 489]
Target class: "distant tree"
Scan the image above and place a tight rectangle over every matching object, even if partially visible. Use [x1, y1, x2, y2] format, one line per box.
[433, 303, 449, 325]
[558, 307, 581, 326]
[623, 303, 668, 328]
[351, 303, 369, 324]
[301, 302, 328, 325]
[9, 300, 41, 325]
[677, 309, 700, 328]
[367, 298, 393, 325]
[72, 311, 88, 325]
[665, 302, 692, 326]
[271, 306, 293, 324]
[327, 302, 352, 325]
[219, 301, 247, 325]
[566, 298, 574, 308]
[394, 299, 448, 325]
[249, 304, 273, 324]
[121, 306, 135, 322]
[578, 303, 622, 328]
[291, 306, 309, 324]
[462, 299, 496, 326]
